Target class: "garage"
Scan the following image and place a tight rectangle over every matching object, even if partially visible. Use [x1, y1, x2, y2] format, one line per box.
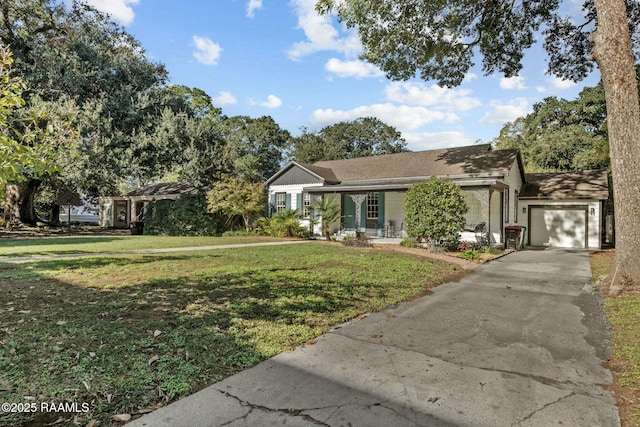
[529, 206, 587, 248]
[518, 170, 609, 250]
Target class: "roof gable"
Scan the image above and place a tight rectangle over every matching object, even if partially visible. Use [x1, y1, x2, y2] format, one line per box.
[520, 170, 609, 200]
[266, 161, 331, 186]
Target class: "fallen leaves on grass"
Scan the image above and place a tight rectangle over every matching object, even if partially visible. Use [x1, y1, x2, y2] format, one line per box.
[111, 413, 131, 422]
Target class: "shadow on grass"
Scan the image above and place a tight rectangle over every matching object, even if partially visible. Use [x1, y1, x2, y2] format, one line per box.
[22, 253, 212, 271]
[0, 264, 371, 426]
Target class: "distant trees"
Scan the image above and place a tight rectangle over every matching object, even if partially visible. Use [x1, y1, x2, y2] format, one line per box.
[221, 116, 291, 183]
[290, 117, 407, 163]
[492, 72, 640, 172]
[206, 179, 265, 232]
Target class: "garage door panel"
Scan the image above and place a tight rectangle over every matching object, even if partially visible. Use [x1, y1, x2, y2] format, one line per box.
[530, 207, 586, 248]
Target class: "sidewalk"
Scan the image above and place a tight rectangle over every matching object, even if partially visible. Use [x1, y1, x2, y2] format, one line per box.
[129, 249, 619, 427]
[0, 240, 312, 263]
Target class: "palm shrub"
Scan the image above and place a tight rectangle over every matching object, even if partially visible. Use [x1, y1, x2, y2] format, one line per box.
[405, 177, 468, 248]
[311, 197, 341, 241]
[266, 209, 306, 238]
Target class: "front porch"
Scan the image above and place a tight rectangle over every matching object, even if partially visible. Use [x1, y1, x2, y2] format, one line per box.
[306, 187, 508, 246]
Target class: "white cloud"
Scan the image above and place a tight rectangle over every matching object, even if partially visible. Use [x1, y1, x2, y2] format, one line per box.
[479, 98, 531, 125]
[463, 73, 478, 83]
[253, 94, 283, 109]
[82, 0, 139, 26]
[287, 0, 361, 60]
[192, 36, 222, 66]
[325, 58, 383, 79]
[384, 82, 481, 112]
[310, 104, 459, 132]
[213, 91, 237, 106]
[500, 75, 527, 90]
[404, 132, 476, 151]
[547, 75, 578, 90]
[246, 0, 262, 18]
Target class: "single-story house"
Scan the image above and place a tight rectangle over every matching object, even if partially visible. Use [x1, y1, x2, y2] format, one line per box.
[265, 144, 609, 249]
[99, 182, 199, 228]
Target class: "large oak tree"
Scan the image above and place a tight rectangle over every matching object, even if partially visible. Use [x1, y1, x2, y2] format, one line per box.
[1, 0, 169, 223]
[318, 0, 640, 291]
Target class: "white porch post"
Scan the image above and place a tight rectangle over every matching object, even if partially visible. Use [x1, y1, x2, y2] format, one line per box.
[349, 194, 367, 232]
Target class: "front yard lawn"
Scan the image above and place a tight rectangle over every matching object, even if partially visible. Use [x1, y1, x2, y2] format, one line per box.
[0, 242, 459, 426]
[591, 250, 640, 427]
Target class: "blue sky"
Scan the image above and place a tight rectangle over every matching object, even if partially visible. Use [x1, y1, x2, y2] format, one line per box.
[84, 0, 601, 151]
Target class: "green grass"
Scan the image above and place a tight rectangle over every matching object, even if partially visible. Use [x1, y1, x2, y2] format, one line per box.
[590, 250, 640, 426]
[0, 235, 280, 257]
[0, 243, 458, 426]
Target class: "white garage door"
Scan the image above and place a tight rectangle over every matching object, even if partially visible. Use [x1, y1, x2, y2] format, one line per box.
[530, 207, 587, 248]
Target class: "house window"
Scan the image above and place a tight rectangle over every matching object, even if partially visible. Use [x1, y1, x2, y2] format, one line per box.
[514, 190, 519, 222]
[367, 193, 378, 219]
[463, 192, 483, 229]
[302, 193, 312, 218]
[275, 193, 286, 213]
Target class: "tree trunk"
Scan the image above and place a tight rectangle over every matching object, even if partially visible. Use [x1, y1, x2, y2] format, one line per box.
[50, 203, 61, 225]
[591, 0, 640, 292]
[4, 180, 42, 225]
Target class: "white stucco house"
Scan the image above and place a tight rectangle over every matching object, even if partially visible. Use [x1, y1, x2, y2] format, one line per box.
[265, 144, 609, 249]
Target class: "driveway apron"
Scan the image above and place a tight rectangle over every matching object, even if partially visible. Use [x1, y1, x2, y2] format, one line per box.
[130, 249, 619, 427]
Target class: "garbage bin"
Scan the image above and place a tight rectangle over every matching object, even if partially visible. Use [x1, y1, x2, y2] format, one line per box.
[519, 225, 527, 249]
[505, 226, 522, 250]
[130, 221, 144, 235]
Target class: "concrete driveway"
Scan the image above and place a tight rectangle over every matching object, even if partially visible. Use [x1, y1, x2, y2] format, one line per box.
[129, 249, 619, 427]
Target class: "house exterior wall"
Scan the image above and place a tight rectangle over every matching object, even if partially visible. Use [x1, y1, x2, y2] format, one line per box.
[384, 191, 406, 236]
[519, 199, 603, 249]
[504, 161, 524, 226]
[490, 191, 502, 244]
[268, 183, 325, 235]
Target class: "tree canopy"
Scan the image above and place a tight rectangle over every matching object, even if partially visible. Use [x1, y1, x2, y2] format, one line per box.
[290, 117, 407, 163]
[206, 178, 265, 232]
[494, 82, 611, 172]
[1, 1, 293, 225]
[317, 0, 639, 86]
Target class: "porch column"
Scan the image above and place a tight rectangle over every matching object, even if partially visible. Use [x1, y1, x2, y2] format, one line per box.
[349, 194, 367, 232]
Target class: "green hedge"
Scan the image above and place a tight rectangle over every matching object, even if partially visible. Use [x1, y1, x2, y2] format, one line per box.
[144, 196, 223, 236]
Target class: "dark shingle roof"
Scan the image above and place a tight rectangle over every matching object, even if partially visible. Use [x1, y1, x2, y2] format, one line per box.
[307, 144, 519, 182]
[520, 170, 609, 200]
[125, 182, 199, 197]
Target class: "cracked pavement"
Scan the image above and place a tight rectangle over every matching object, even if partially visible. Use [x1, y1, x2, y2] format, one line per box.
[129, 249, 620, 427]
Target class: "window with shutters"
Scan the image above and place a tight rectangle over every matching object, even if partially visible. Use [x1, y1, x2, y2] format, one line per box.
[367, 193, 378, 219]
